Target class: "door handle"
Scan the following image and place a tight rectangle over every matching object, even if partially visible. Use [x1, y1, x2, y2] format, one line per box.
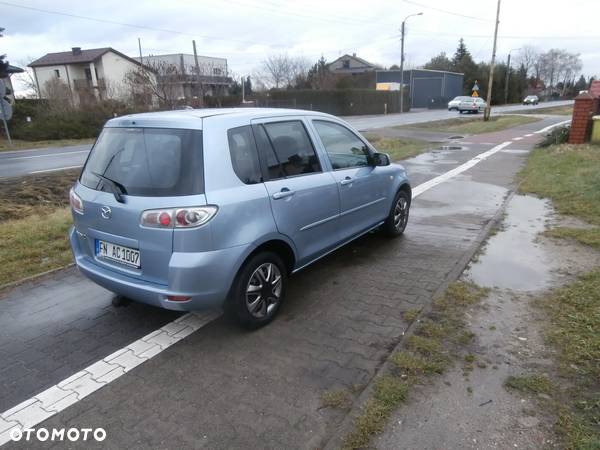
[340, 177, 353, 186]
[272, 188, 295, 200]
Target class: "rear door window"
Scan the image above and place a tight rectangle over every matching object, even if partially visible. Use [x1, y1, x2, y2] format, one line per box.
[80, 127, 203, 197]
[227, 126, 262, 184]
[261, 121, 321, 177]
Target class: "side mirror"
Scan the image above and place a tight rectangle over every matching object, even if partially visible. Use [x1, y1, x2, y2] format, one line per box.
[372, 152, 391, 167]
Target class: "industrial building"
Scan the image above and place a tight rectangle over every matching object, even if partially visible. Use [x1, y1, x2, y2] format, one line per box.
[376, 69, 464, 109]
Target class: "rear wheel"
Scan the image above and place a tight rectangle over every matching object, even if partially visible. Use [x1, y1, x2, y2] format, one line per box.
[225, 252, 287, 329]
[382, 190, 410, 237]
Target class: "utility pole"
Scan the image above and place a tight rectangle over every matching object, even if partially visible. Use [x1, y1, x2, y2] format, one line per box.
[399, 12, 423, 114]
[137, 38, 143, 65]
[484, 0, 501, 121]
[192, 40, 202, 105]
[504, 48, 521, 105]
[241, 76, 245, 103]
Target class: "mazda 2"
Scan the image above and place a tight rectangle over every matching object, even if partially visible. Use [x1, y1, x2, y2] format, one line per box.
[69, 108, 411, 328]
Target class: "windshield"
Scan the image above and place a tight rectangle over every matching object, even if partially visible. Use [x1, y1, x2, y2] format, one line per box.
[80, 127, 203, 197]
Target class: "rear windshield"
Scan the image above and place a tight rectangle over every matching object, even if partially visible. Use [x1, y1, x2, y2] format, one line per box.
[80, 127, 203, 197]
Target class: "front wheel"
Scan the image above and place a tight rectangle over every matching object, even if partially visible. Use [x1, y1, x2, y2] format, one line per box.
[225, 252, 287, 329]
[382, 190, 410, 237]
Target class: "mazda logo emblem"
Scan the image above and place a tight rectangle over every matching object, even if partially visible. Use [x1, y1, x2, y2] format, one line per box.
[101, 206, 112, 219]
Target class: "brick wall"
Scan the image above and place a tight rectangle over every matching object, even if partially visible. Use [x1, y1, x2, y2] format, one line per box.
[568, 92, 599, 144]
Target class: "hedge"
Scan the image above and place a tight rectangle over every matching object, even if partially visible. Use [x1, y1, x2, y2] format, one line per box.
[252, 89, 410, 115]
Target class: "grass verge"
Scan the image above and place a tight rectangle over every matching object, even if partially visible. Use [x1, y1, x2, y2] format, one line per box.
[515, 105, 573, 116]
[0, 138, 94, 152]
[515, 141, 600, 448]
[364, 135, 430, 161]
[341, 282, 489, 449]
[0, 207, 73, 286]
[519, 143, 600, 248]
[0, 169, 79, 221]
[504, 374, 554, 395]
[397, 114, 541, 135]
[0, 170, 78, 287]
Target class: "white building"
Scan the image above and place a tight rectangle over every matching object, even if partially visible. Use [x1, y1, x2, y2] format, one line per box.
[29, 47, 150, 105]
[135, 53, 233, 100]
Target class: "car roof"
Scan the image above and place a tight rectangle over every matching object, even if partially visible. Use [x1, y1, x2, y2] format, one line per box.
[105, 108, 337, 129]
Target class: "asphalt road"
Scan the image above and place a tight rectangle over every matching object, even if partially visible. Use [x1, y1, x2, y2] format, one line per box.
[0, 116, 567, 448]
[0, 100, 572, 179]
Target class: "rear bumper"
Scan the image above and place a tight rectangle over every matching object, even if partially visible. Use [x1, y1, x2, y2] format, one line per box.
[69, 227, 248, 311]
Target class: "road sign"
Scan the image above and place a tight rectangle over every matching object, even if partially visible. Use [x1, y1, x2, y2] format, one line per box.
[0, 98, 12, 121]
[471, 80, 480, 97]
[0, 79, 5, 97]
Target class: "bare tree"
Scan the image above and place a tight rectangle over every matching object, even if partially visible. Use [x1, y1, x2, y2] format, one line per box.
[257, 54, 310, 89]
[538, 49, 582, 95]
[14, 58, 40, 98]
[515, 45, 540, 80]
[42, 78, 72, 111]
[124, 60, 178, 109]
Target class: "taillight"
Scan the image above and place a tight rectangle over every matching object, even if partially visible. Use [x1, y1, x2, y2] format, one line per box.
[141, 206, 217, 228]
[69, 187, 84, 214]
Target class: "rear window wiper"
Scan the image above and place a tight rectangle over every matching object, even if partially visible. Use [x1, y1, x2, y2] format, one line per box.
[92, 172, 127, 203]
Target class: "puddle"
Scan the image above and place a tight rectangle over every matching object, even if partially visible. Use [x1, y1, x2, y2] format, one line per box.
[436, 145, 464, 151]
[466, 194, 554, 292]
[411, 177, 507, 219]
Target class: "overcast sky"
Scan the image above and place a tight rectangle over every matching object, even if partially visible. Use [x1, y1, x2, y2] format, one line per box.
[2, 0, 599, 94]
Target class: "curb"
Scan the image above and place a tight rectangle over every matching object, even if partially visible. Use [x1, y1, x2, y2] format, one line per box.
[0, 263, 75, 297]
[322, 188, 518, 450]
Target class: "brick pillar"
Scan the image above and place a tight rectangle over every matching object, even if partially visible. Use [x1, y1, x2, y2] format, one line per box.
[569, 92, 599, 144]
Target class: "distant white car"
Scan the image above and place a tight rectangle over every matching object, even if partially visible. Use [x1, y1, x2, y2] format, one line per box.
[448, 96, 473, 111]
[523, 95, 539, 105]
[458, 97, 487, 114]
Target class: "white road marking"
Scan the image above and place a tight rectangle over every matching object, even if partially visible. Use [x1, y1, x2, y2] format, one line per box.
[534, 119, 571, 134]
[525, 133, 534, 137]
[29, 165, 83, 174]
[513, 137, 523, 141]
[0, 312, 219, 445]
[412, 141, 512, 198]
[3, 150, 89, 161]
[0, 134, 535, 445]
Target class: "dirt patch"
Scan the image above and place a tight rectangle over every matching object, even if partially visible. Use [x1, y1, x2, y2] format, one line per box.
[0, 169, 79, 221]
[375, 194, 600, 449]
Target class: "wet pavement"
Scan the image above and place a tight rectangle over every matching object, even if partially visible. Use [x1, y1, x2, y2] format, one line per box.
[0, 115, 569, 448]
[376, 191, 600, 449]
[466, 195, 554, 292]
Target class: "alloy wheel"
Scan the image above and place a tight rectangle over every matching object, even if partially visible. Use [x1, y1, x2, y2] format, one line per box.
[394, 196, 409, 231]
[245, 263, 282, 319]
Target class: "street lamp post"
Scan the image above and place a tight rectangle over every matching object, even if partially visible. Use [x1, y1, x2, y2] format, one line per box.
[504, 48, 521, 105]
[399, 12, 423, 114]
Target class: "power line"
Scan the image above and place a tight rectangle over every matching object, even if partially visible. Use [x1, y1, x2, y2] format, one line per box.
[214, 0, 399, 27]
[0, 0, 289, 48]
[400, 0, 493, 22]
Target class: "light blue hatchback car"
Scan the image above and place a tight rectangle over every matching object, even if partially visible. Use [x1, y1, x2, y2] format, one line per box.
[69, 108, 411, 328]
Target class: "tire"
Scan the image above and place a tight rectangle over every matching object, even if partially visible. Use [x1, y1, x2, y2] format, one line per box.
[382, 190, 410, 237]
[225, 251, 287, 329]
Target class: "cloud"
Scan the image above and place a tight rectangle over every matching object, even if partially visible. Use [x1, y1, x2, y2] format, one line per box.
[3, 0, 598, 95]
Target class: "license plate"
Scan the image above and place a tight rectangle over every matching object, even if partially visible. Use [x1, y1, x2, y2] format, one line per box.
[95, 240, 141, 268]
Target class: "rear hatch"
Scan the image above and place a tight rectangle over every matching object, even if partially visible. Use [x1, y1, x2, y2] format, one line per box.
[72, 126, 204, 285]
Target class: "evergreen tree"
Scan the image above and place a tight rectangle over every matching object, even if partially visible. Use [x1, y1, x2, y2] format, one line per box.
[452, 39, 470, 66]
[244, 76, 252, 95]
[0, 28, 9, 78]
[574, 74, 587, 92]
[451, 38, 479, 95]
